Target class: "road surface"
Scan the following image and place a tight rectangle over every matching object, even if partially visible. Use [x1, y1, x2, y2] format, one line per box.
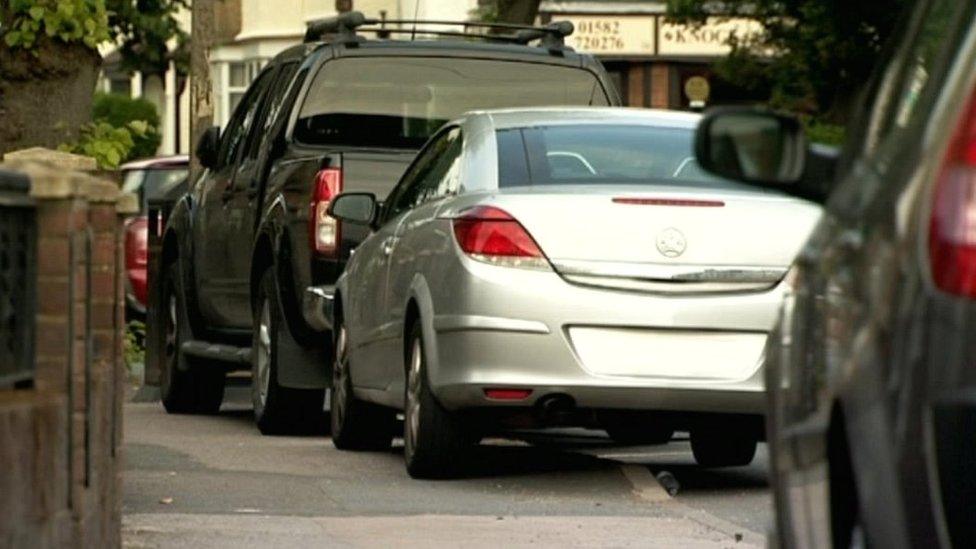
[123, 384, 771, 548]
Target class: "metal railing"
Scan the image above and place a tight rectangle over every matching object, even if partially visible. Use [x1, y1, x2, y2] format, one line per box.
[0, 170, 36, 388]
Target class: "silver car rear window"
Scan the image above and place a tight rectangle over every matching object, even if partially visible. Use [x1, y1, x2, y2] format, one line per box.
[496, 124, 743, 189]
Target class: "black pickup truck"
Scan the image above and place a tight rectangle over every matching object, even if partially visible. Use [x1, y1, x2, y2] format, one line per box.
[151, 12, 620, 434]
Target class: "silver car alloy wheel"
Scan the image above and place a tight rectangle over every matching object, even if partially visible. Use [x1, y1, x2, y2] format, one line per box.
[405, 338, 423, 454]
[255, 299, 272, 408]
[333, 326, 349, 429]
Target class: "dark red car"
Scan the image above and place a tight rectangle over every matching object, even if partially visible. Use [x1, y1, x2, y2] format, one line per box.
[120, 155, 188, 318]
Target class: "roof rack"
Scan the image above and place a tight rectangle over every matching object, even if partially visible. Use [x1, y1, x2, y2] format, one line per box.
[303, 11, 575, 51]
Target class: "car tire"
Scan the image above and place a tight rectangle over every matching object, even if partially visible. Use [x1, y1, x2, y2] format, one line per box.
[252, 269, 326, 435]
[160, 262, 225, 414]
[403, 322, 468, 479]
[690, 427, 758, 467]
[331, 318, 396, 450]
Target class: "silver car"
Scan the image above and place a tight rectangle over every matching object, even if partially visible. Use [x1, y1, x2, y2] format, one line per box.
[324, 107, 821, 478]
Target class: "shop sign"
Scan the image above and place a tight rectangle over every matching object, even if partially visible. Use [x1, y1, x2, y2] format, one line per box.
[563, 15, 656, 55]
[658, 17, 763, 56]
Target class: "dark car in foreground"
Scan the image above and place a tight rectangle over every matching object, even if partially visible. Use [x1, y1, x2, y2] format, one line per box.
[693, 0, 976, 546]
[120, 155, 188, 318]
[151, 12, 620, 433]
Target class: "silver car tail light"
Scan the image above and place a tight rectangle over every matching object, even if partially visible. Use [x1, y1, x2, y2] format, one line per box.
[452, 205, 550, 270]
[309, 167, 343, 257]
[929, 86, 976, 297]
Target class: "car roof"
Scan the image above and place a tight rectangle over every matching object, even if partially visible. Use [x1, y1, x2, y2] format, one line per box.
[120, 154, 189, 171]
[467, 107, 702, 131]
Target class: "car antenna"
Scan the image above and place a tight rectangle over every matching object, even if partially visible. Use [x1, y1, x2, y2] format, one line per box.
[377, 10, 390, 38]
[411, 0, 420, 41]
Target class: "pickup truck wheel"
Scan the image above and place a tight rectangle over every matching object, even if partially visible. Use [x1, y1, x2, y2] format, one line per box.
[251, 270, 326, 435]
[600, 413, 674, 445]
[160, 263, 225, 414]
[403, 322, 468, 479]
[691, 427, 758, 467]
[330, 321, 396, 450]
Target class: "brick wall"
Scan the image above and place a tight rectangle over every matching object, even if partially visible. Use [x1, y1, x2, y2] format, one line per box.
[0, 158, 136, 548]
[624, 62, 676, 109]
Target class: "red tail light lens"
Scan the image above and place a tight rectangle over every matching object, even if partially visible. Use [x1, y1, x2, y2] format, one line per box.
[124, 216, 149, 269]
[930, 89, 976, 297]
[309, 168, 343, 256]
[124, 216, 149, 306]
[452, 206, 549, 270]
[612, 197, 725, 207]
[483, 388, 533, 400]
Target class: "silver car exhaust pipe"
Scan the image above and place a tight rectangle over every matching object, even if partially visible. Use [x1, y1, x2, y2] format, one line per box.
[536, 394, 576, 425]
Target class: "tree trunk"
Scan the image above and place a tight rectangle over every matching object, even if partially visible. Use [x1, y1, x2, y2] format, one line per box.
[189, 0, 216, 181]
[0, 40, 101, 155]
[494, 0, 542, 25]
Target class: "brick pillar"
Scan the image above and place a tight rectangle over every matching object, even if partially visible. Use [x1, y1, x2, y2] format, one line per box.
[627, 64, 646, 107]
[650, 62, 672, 109]
[0, 155, 134, 548]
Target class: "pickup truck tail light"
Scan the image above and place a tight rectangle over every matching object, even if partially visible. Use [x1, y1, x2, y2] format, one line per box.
[309, 168, 343, 257]
[929, 86, 976, 297]
[452, 205, 549, 270]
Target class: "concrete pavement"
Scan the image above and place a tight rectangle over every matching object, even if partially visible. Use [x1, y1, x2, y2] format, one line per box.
[123, 386, 770, 548]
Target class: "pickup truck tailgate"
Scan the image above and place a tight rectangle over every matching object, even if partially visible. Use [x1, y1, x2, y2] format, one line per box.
[342, 150, 417, 198]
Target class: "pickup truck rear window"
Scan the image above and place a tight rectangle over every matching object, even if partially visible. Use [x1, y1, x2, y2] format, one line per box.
[295, 57, 610, 149]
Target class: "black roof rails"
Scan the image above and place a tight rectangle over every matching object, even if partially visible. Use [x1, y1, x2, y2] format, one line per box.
[303, 11, 575, 51]
[303, 11, 368, 43]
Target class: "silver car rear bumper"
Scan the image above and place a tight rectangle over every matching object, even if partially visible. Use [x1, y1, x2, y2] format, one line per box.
[425, 258, 778, 415]
[430, 325, 766, 414]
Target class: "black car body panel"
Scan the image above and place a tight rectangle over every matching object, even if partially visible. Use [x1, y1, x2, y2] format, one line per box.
[695, 1, 976, 547]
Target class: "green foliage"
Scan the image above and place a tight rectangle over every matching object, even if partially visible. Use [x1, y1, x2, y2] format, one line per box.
[60, 94, 161, 167]
[93, 92, 160, 127]
[106, 0, 189, 74]
[804, 119, 846, 146]
[2, 0, 189, 74]
[667, 0, 910, 121]
[93, 93, 162, 160]
[3, 0, 110, 51]
[58, 120, 151, 169]
[124, 320, 146, 373]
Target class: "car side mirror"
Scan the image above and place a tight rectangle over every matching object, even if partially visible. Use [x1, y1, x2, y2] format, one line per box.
[695, 108, 839, 204]
[695, 108, 809, 183]
[328, 192, 378, 226]
[195, 126, 221, 169]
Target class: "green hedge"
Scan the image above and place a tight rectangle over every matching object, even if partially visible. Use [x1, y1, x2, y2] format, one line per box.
[92, 93, 162, 160]
[804, 120, 846, 147]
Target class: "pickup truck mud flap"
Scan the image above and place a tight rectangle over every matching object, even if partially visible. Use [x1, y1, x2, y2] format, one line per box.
[276, 321, 331, 389]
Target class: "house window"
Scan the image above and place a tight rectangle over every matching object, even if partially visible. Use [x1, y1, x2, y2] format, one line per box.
[225, 59, 267, 120]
